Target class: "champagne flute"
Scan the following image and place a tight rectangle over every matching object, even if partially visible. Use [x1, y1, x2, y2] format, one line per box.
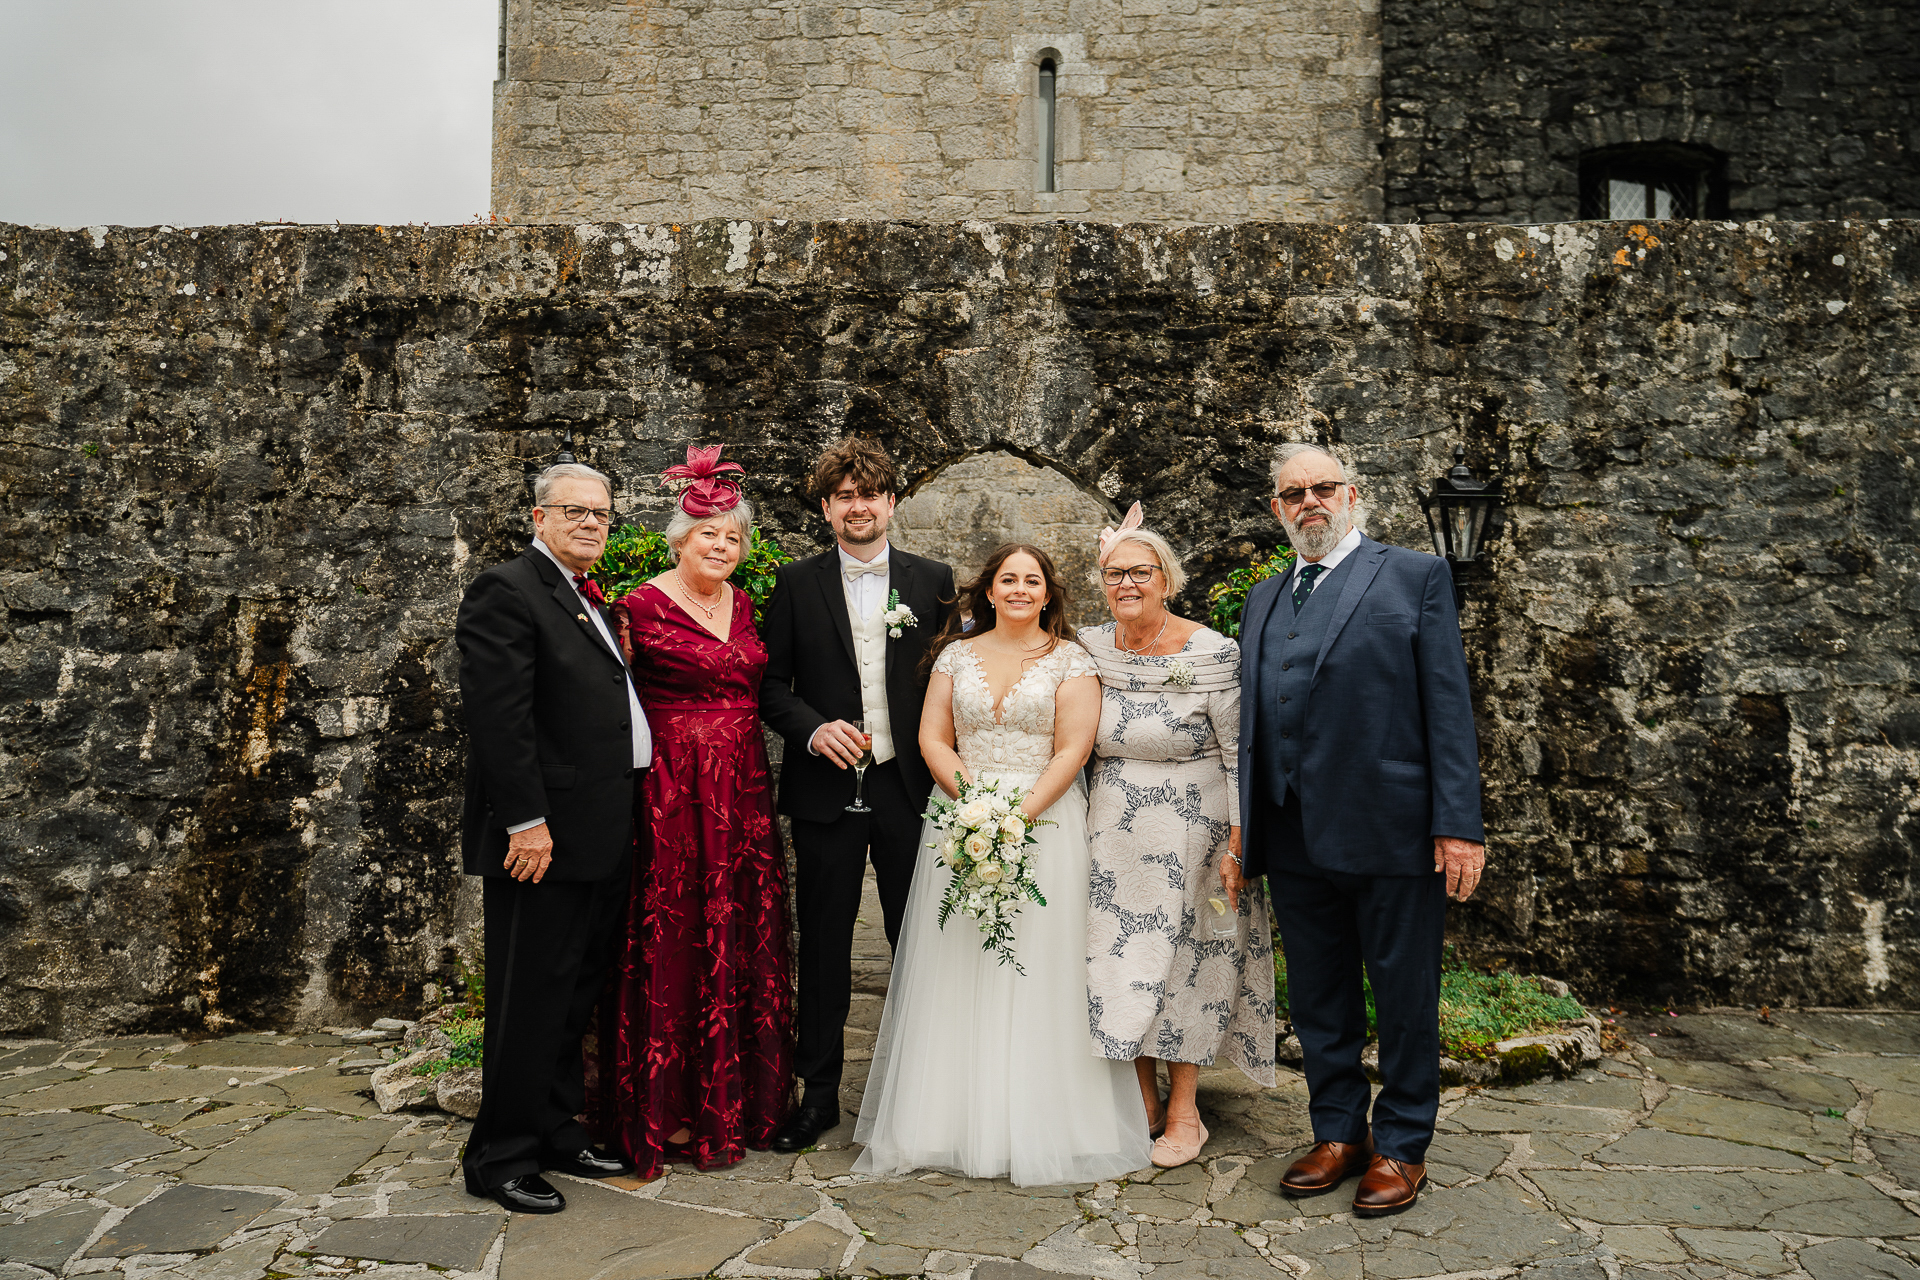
[845, 718, 875, 814]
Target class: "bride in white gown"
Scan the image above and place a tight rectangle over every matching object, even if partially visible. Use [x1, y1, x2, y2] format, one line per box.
[854, 544, 1154, 1187]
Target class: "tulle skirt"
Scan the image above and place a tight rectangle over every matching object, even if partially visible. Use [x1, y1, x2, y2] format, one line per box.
[853, 774, 1154, 1186]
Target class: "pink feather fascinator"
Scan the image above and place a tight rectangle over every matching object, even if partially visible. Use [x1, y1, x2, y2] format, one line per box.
[661, 444, 746, 517]
[1096, 501, 1145, 563]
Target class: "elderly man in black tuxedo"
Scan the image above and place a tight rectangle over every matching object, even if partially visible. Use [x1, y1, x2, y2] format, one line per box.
[1226, 442, 1486, 1218]
[759, 436, 955, 1152]
[455, 461, 648, 1214]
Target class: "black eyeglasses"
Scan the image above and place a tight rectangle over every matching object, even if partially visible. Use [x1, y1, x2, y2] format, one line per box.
[1277, 482, 1346, 507]
[540, 504, 614, 526]
[1100, 565, 1163, 586]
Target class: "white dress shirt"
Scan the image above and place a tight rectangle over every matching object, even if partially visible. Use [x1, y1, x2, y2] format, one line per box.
[808, 541, 891, 755]
[1282, 524, 1363, 598]
[507, 538, 653, 834]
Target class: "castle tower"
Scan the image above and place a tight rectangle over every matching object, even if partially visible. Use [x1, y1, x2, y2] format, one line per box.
[491, 0, 1383, 224]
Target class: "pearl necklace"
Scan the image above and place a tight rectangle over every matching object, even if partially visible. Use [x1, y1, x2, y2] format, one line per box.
[674, 569, 727, 620]
[1116, 612, 1169, 656]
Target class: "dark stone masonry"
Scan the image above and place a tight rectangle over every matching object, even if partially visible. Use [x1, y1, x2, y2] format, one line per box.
[0, 216, 1914, 1037]
[1382, 0, 1920, 224]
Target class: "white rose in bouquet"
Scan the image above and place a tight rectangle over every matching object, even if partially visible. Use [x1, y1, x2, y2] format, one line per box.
[999, 814, 1027, 842]
[956, 798, 994, 828]
[976, 860, 1004, 884]
[986, 793, 1013, 817]
[941, 834, 963, 866]
[963, 830, 995, 859]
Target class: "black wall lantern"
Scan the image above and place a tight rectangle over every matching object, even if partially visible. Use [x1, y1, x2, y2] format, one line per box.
[1418, 445, 1505, 607]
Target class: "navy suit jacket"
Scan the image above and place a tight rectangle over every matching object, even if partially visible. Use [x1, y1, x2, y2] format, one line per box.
[1237, 535, 1486, 878]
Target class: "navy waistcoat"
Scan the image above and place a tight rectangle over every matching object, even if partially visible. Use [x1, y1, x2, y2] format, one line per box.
[1256, 557, 1356, 806]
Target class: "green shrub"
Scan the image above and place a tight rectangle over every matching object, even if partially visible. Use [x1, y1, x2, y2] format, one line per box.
[411, 1015, 485, 1079]
[1206, 548, 1298, 638]
[592, 524, 794, 627]
[1276, 941, 1586, 1061]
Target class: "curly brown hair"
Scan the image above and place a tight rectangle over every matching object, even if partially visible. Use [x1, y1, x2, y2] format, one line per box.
[921, 543, 1077, 679]
[810, 435, 901, 501]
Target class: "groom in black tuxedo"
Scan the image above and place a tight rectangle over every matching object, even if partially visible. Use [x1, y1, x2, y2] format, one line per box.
[759, 436, 955, 1151]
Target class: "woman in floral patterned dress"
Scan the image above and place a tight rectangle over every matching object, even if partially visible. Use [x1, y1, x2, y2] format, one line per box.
[587, 447, 794, 1179]
[1082, 511, 1276, 1169]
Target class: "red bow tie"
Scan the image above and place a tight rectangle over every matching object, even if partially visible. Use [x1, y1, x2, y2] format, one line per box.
[572, 574, 607, 610]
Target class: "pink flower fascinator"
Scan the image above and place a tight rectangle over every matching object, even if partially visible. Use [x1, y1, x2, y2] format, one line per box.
[1096, 501, 1145, 563]
[661, 444, 746, 517]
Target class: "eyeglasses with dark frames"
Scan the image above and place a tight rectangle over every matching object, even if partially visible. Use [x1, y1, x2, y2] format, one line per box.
[1276, 481, 1347, 507]
[1100, 565, 1163, 586]
[540, 504, 614, 526]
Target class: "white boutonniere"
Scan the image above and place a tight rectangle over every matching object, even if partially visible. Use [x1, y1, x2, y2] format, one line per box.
[1163, 659, 1196, 690]
[882, 589, 918, 639]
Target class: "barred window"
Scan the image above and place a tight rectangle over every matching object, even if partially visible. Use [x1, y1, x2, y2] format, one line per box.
[1579, 144, 1727, 220]
[1036, 58, 1058, 193]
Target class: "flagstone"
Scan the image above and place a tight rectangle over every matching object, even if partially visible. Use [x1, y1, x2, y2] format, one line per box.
[1269, 1222, 1361, 1280]
[1424, 1131, 1510, 1181]
[1648, 1090, 1852, 1158]
[174, 1232, 286, 1280]
[1598, 1226, 1687, 1264]
[307, 1214, 503, 1271]
[85, 1184, 281, 1256]
[1871, 1089, 1920, 1137]
[0, 1201, 107, 1270]
[1529, 1167, 1915, 1234]
[1649, 1056, 1859, 1112]
[0, 1068, 84, 1098]
[169, 1039, 332, 1069]
[1773, 1011, 1920, 1056]
[1208, 1155, 1306, 1226]
[499, 1181, 771, 1280]
[1482, 1074, 1645, 1111]
[1672, 1227, 1790, 1275]
[1134, 1224, 1259, 1265]
[0, 1044, 67, 1069]
[801, 1144, 867, 1180]
[1826, 1055, 1920, 1094]
[116, 1101, 213, 1128]
[271, 1067, 381, 1115]
[656, 1173, 822, 1220]
[840, 1178, 1085, 1256]
[1627, 1014, 1821, 1062]
[844, 1241, 930, 1276]
[1869, 1134, 1920, 1189]
[184, 1112, 396, 1193]
[1593, 1127, 1815, 1169]
[1447, 1099, 1635, 1135]
[384, 1183, 500, 1214]
[96, 1174, 172, 1206]
[1353, 1179, 1596, 1279]
[745, 1220, 856, 1270]
[20, 1068, 266, 1109]
[0, 1111, 175, 1194]
[1118, 1163, 1210, 1217]
[1799, 1237, 1920, 1280]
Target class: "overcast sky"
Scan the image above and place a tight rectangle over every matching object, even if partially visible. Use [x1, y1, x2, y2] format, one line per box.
[0, 0, 495, 228]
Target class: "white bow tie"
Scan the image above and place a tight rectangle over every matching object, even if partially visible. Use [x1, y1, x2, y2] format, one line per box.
[844, 562, 888, 579]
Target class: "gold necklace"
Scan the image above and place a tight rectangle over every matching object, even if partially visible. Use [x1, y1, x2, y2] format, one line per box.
[674, 569, 726, 620]
[1116, 612, 1168, 655]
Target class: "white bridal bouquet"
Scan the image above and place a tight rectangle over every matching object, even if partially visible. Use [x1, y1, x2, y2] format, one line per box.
[925, 776, 1052, 971]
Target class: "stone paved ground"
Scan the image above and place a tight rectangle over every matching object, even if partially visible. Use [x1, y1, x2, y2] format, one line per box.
[3, 873, 1917, 1280]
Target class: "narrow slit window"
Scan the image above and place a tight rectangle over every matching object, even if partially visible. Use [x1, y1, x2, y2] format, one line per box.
[1036, 59, 1057, 193]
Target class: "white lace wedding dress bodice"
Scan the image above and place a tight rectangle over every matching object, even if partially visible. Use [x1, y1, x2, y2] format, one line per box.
[853, 638, 1154, 1187]
[943, 638, 1098, 783]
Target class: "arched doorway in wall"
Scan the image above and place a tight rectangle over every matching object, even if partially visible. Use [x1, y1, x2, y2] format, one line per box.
[890, 449, 1119, 632]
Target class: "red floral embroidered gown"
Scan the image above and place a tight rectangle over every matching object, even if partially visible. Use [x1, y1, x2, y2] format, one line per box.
[587, 582, 794, 1177]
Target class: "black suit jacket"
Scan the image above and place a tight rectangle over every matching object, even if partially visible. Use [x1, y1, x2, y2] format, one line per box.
[758, 546, 956, 823]
[456, 547, 638, 882]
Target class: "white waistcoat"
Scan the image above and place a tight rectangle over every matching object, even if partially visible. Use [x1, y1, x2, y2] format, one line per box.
[848, 590, 897, 765]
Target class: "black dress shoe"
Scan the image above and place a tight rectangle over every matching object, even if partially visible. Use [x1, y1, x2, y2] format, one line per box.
[487, 1173, 566, 1214]
[543, 1145, 635, 1179]
[770, 1103, 840, 1153]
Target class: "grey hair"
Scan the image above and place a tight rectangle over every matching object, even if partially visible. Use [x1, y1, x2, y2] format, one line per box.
[1270, 442, 1369, 530]
[1089, 528, 1189, 596]
[533, 461, 614, 506]
[664, 498, 756, 563]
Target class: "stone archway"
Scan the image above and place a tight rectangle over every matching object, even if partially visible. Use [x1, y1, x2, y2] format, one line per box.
[890, 449, 1120, 631]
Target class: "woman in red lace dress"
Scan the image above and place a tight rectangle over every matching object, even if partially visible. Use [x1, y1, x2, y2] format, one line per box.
[588, 446, 794, 1178]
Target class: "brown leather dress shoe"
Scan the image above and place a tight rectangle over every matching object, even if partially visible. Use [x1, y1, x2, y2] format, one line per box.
[1352, 1154, 1427, 1217]
[1279, 1136, 1374, 1194]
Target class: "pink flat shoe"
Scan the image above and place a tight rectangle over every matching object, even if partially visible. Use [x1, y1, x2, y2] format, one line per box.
[1150, 1119, 1209, 1168]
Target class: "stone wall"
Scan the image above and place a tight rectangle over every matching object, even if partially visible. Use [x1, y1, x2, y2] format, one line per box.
[1382, 0, 1920, 224]
[0, 216, 1914, 1037]
[491, 0, 1382, 224]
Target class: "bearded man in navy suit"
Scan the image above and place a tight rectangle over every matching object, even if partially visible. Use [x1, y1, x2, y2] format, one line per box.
[1223, 442, 1486, 1218]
